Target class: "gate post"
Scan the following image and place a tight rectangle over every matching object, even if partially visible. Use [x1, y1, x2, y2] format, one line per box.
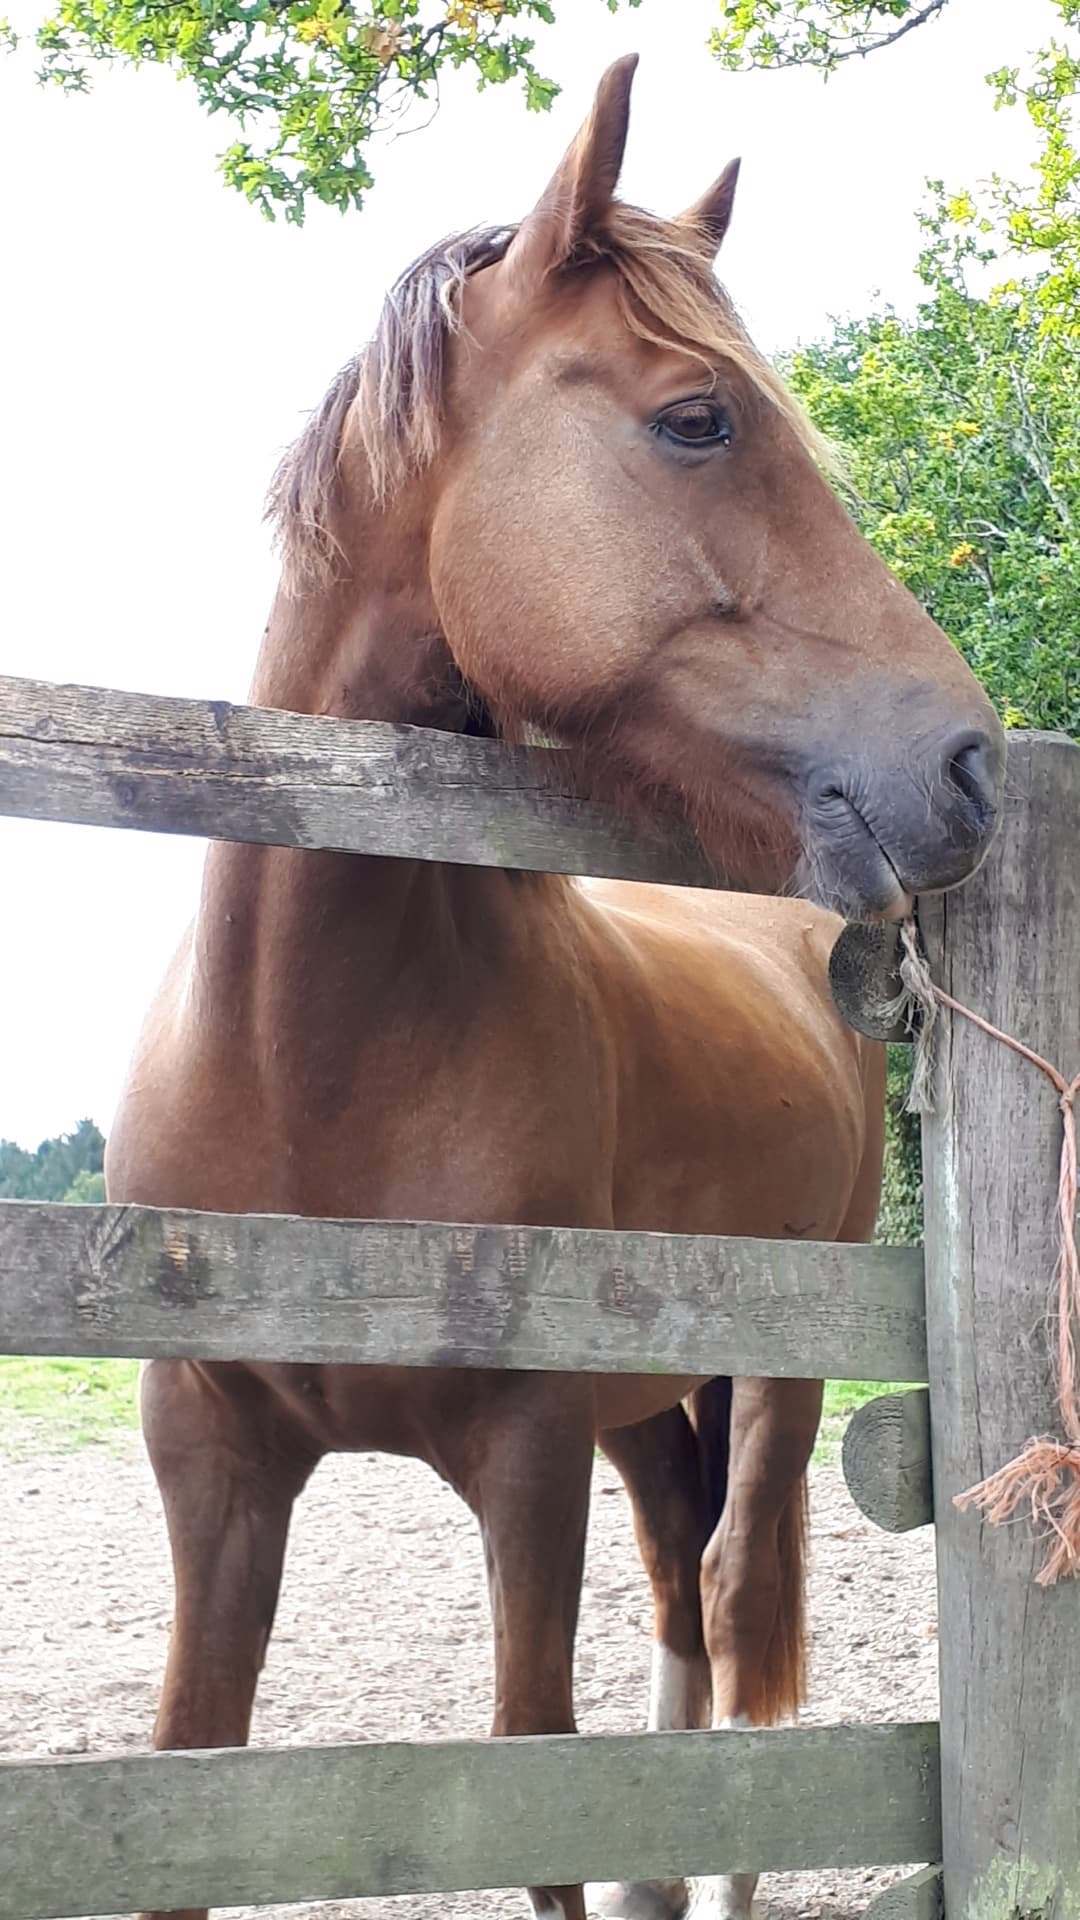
[920, 732, 1080, 1920]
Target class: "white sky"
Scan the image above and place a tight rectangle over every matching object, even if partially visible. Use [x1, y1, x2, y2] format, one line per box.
[0, 0, 1059, 1146]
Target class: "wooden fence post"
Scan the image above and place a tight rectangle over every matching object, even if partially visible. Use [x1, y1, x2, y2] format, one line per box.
[920, 732, 1080, 1920]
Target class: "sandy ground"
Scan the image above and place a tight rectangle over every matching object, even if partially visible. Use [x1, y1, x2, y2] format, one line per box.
[0, 1440, 938, 1920]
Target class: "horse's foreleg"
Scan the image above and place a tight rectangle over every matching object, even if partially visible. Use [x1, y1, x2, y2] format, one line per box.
[138, 1360, 314, 1920]
[693, 1376, 823, 1920]
[461, 1377, 594, 1920]
[590, 1404, 717, 1920]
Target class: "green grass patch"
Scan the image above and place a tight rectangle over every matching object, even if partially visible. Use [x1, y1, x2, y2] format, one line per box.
[816, 1378, 913, 1464]
[0, 1356, 140, 1455]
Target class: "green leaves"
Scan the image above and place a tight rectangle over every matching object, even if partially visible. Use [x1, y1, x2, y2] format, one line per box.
[19, 0, 620, 222]
[711, 2, 1080, 339]
[0, 1119, 106, 1202]
[784, 190, 1080, 741]
[710, 0, 948, 74]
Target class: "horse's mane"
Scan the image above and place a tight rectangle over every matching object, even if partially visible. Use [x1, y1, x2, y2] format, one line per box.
[268, 205, 829, 592]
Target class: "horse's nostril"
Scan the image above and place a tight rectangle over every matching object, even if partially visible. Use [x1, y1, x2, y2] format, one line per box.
[945, 730, 1001, 824]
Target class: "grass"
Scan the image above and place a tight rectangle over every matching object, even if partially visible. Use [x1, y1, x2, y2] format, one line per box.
[817, 1377, 913, 1463]
[0, 1356, 140, 1454]
[0, 1357, 911, 1463]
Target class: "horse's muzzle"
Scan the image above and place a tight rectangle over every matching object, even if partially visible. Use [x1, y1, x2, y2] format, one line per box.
[802, 725, 1005, 920]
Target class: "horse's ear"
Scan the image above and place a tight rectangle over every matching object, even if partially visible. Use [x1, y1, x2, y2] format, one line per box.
[679, 157, 741, 257]
[502, 54, 638, 297]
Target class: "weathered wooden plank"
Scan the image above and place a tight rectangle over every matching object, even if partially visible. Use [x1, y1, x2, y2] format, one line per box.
[0, 673, 720, 886]
[0, 1722, 941, 1920]
[921, 733, 1080, 1920]
[842, 1389, 933, 1532]
[864, 1865, 943, 1920]
[0, 1202, 927, 1382]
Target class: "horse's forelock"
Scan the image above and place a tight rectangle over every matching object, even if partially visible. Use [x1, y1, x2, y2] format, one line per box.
[268, 208, 830, 594]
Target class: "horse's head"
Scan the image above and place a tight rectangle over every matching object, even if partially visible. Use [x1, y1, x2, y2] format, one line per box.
[281, 57, 1004, 919]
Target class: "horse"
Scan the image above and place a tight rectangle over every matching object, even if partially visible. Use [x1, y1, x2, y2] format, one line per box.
[106, 55, 1004, 1920]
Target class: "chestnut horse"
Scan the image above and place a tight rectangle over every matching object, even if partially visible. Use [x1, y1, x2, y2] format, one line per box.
[107, 56, 1003, 1920]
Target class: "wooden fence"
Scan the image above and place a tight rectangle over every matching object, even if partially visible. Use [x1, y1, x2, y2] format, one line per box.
[1, 673, 1077, 1920]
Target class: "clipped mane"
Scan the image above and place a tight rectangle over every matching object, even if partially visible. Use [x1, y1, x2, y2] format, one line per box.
[268, 205, 828, 592]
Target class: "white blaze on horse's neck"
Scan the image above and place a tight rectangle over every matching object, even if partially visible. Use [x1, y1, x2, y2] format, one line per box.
[648, 1643, 695, 1730]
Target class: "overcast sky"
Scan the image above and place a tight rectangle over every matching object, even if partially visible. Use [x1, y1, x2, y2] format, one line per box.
[0, 0, 1059, 1146]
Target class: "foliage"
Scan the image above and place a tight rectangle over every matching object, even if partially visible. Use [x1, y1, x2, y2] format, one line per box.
[711, 0, 953, 72]
[0, 1117, 105, 1202]
[10, 0, 638, 223]
[875, 1048, 922, 1246]
[6, 0, 1080, 245]
[713, 1, 1080, 340]
[784, 213, 1080, 738]
[63, 1166, 107, 1203]
[710, 0, 1072, 81]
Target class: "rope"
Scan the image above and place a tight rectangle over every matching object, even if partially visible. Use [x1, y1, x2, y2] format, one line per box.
[897, 919, 1080, 1586]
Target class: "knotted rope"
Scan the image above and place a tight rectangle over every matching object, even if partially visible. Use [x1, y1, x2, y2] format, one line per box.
[896, 919, 1080, 1585]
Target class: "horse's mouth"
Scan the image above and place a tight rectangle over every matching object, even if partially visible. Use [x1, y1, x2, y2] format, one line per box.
[800, 789, 915, 923]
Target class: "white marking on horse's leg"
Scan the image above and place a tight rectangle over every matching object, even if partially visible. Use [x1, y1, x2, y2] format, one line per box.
[649, 1643, 694, 1730]
[589, 1880, 689, 1919]
[689, 1717, 758, 1920]
[587, 1646, 692, 1920]
[687, 1878, 757, 1920]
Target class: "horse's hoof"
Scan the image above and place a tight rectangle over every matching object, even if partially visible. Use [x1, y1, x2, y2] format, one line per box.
[588, 1881, 690, 1920]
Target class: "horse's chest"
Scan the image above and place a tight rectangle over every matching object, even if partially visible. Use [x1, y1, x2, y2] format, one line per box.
[227, 1023, 616, 1226]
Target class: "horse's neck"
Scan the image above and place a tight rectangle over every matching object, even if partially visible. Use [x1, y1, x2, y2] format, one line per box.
[191, 560, 520, 1028]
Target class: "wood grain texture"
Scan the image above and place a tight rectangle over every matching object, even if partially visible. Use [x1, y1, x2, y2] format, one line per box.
[0, 673, 721, 885]
[0, 1722, 941, 1920]
[841, 1390, 933, 1532]
[0, 1202, 927, 1383]
[920, 733, 1080, 1920]
[864, 1865, 943, 1920]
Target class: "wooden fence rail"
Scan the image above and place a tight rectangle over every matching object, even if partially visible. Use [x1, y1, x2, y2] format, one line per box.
[0, 1202, 927, 1382]
[5, 672, 1078, 1920]
[0, 1723, 941, 1920]
[0, 674, 720, 886]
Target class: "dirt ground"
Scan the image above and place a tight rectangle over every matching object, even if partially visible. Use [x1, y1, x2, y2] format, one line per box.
[0, 1441, 938, 1920]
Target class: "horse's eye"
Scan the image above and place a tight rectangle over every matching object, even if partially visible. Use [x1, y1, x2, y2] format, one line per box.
[654, 401, 734, 449]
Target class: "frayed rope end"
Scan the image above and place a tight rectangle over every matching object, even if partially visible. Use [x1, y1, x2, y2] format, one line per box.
[955, 1439, 1080, 1585]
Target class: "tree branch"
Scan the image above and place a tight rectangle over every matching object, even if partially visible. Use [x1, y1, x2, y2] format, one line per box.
[828, 0, 951, 66]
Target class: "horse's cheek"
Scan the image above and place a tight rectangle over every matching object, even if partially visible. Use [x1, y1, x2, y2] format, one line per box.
[428, 461, 649, 713]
